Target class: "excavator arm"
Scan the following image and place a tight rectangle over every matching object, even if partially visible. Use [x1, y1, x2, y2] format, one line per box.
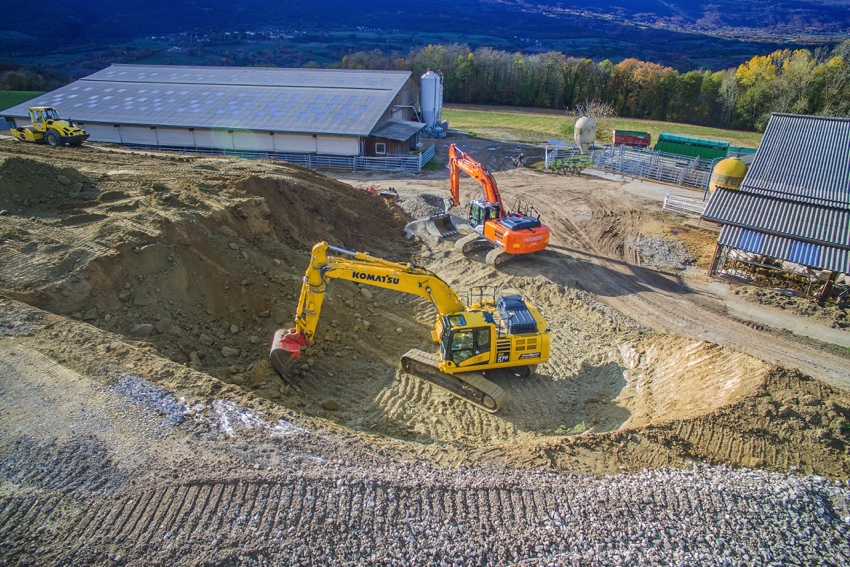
[448, 143, 504, 212]
[271, 242, 466, 374]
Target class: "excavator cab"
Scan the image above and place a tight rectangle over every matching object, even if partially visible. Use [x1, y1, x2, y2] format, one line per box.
[439, 313, 494, 366]
[468, 200, 500, 231]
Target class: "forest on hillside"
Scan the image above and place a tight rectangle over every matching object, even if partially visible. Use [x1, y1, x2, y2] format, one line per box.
[339, 42, 850, 132]
[3, 40, 849, 132]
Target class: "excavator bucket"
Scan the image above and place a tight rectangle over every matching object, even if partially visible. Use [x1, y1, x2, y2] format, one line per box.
[269, 328, 311, 378]
[426, 214, 460, 237]
[404, 214, 465, 239]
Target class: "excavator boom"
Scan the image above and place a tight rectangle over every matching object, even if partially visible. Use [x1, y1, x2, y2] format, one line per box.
[448, 144, 504, 211]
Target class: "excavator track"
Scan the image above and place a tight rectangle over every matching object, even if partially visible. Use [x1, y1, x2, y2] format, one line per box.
[400, 349, 507, 413]
[455, 233, 493, 254]
[485, 247, 512, 266]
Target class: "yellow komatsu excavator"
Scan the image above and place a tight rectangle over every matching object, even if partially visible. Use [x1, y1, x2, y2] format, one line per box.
[9, 107, 89, 147]
[270, 242, 551, 412]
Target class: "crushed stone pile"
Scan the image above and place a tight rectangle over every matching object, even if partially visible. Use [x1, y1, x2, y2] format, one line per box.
[397, 192, 449, 220]
[632, 235, 693, 269]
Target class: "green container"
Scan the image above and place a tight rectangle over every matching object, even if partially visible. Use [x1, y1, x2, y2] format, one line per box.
[727, 145, 757, 157]
[654, 132, 729, 160]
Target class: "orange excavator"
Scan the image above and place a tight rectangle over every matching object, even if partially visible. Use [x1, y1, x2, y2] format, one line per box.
[442, 143, 550, 265]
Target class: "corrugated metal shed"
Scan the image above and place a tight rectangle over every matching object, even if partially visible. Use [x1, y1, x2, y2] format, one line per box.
[742, 113, 850, 206]
[718, 225, 849, 271]
[703, 113, 850, 273]
[2, 64, 412, 137]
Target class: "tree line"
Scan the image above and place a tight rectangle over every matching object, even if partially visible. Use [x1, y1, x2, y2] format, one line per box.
[0, 64, 71, 93]
[337, 42, 850, 132]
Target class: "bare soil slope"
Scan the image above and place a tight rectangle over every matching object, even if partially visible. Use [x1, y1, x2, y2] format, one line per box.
[1, 139, 848, 481]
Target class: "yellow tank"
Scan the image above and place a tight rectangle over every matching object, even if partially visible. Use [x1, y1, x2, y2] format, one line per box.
[709, 157, 748, 192]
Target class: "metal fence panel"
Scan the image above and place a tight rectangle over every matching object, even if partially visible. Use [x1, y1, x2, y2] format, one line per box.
[120, 143, 434, 173]
[662, 194, 708, 217]
[592, 146, 712, 190]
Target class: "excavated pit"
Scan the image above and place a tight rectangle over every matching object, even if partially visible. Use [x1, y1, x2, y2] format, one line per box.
[1, 146, 848, 477]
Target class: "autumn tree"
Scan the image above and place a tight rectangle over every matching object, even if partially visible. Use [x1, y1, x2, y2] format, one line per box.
[350, 41, 849, 133]
[736, 52, 781, 130]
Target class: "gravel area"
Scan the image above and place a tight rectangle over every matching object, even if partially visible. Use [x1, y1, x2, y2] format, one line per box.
[632, 236, 693, 270]
[3, 364, 849, 566]
[113, 374, 189, 426]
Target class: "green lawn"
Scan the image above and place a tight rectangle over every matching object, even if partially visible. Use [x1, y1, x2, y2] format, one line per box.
[442, 105, 762, 149]
[0, 91, 44, 113]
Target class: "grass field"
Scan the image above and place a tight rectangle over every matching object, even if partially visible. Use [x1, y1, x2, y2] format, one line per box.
[442, 105, 762, 148]
[0, 91, 44, 113]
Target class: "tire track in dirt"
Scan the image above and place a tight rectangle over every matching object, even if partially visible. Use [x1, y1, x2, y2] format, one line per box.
[2, 409, 847, 566]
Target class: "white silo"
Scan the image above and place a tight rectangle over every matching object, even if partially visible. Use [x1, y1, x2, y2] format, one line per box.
[420, 70, 443, 130]
[574, 116, 597, 154]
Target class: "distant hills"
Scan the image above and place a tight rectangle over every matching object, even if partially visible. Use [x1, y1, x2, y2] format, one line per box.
[2, 0, 849, 71]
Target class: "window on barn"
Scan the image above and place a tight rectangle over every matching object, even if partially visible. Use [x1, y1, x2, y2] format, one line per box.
[375, 143, 386, 155]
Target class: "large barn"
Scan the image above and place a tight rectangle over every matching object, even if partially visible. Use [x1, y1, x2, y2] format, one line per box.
[3, 64, 431, 171]
[702, 113, 850, 300]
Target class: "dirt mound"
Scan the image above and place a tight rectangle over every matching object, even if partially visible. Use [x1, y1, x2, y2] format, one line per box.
[236, 170, 412, 256]
[548, 366, 850, 478]
[0, 156, 92, 213]
[0, 148, 414, 388]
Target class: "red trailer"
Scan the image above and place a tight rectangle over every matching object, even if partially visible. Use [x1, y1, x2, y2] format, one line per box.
[613, 129, 651, 148]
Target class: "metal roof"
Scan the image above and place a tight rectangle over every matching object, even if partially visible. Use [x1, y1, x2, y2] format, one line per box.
[369, 119, 425, 141]
[703, 189, 850, 248]
[86, 64, 411, 91]
[742, 113, 850, 206]
[2, 64, 413, 137]
[703, 113, 850, 272]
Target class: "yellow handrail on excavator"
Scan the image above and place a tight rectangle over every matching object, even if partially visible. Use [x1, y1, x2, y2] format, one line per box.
[270, 242, 551, 412]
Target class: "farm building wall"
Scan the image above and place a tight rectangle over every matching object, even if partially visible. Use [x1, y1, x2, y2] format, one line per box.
[364, 137, 408, 156]
[71, 122, 361, 156]
[385, 80, 420, 122]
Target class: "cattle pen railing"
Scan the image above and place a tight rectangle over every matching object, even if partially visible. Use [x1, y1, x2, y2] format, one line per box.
[120, 144, 435, 173]
[590, 145, 714, 191]
[662, 194, 708, 217]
